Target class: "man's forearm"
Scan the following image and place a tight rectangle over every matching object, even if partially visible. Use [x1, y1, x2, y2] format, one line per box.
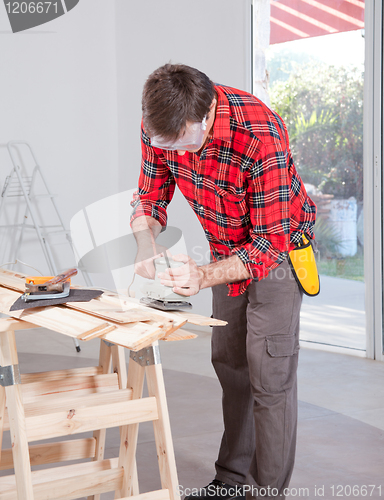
[131, 215, 162, 249]
[199, 255, 251, 289]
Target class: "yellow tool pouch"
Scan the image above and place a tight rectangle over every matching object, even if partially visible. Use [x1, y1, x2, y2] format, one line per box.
[288, 234, 320, 296]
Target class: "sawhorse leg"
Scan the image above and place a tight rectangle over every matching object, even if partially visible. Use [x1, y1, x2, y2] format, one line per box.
[89, 340, 138, 500]
[0, 384, 5, 463]
[146, 353, 179, 500]
[0, 329, 34, 499]
[115, 341, 180, 500]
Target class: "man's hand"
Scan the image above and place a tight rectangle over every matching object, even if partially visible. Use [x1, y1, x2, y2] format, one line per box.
[134, 245, 171, 279]
[157, 254, 204, 296]
[131, 215, 165, 279]
[158, 253, 251, 294]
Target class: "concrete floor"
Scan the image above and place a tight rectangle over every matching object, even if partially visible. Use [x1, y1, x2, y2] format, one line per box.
[1, 315, 383, 500]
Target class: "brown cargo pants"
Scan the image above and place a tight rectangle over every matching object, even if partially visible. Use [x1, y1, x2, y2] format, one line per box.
[212, 259, 303, 500]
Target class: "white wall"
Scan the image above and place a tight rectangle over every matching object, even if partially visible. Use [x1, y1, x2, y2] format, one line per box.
[0, 0, 252, 315]
[0, 0, 119, 275]
[115, 0, 252, 314]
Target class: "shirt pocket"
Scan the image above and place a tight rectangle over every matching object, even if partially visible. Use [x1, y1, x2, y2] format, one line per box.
[213, 186, 249, 241]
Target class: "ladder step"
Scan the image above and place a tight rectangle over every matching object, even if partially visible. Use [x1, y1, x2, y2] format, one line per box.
[21, 372, 120, 404]
[0, 437, 97, 471]
[0, 224, 66, 231]
[21, 366, 103, 384]
[3, 382, 129, 431]
[25, 394, 158, 442]
[0, 457, 123, 500]
[29, 194, 56, 199]
[120, 489, 171, 500]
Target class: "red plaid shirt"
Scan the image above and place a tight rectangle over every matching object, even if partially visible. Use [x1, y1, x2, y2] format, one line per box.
[131, 84, 316, 296]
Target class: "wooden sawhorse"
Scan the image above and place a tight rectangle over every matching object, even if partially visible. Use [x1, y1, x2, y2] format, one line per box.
[0, 318, 180, 500]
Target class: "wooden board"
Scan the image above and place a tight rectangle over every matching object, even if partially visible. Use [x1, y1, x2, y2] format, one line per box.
[0, 269, 226, 350]
[0, 269, 226, 327]
[25, 396, 158, 442]
[162, 329, 198, 342]
[66, 299, 153, 324]
[0, 457, 122, 500]
[169, 310, 227, 326]
[0, 438, 97, 471]
[0, 289, 172, 350]
[0, 269, 153, 324]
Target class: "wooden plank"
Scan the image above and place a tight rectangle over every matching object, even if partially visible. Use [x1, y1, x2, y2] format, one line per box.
[0, 437, 96, 471]
[77, 322, 117, 341]
[101, 322, 174, 352]
[0, 317, 38, 332]
[0, 330, 34, 499]
[0, 269, 225, 329]
[21, 373, 120, 404]
[145, 350, 180, 500]
[0, 457, 123, 500]
[113, 296, 220, 329]
[21, 366, 103, 384]
[0, 268, 150, 324]
[3, 388, 134, 432]
[115, 355, 146, 498]
[0, 287, 118, 339]
[0, 287, 170, 350]
[110, 343, 138, 498]
[25, 395, 158, 442]
[119, 489, 170, 500]
[0, 385, 5, 464]
[34, 466, 123, 500]
[169, 310, 227, 326]
[0, 270, 159, 325]
[162, 329, 198, 342]
[0, 269, 26, 292]
[92, 340, 113, 464]
[88, 340, 113, 500]
[66, 300, 153, 324]
[111, 345, 128, 390]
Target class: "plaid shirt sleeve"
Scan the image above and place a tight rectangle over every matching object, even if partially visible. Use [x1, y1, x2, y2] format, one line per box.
[130, 127, 176, 227]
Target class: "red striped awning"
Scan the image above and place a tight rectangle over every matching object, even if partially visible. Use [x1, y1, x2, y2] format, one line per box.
[270, 0, 364, 44]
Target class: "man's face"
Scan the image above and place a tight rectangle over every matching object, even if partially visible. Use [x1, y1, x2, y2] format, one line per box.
[177, 98, 217, 156]
[150, 98, 217, 156]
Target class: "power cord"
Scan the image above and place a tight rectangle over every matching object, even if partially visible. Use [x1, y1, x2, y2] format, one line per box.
[127, 273, 136, 298]
[0, 259, 44, 275]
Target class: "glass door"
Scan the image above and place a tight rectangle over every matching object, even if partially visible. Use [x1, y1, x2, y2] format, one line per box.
[264, 2, 365, 353]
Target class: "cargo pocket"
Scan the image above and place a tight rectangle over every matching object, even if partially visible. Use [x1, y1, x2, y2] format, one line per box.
[260, 334, 299, 393]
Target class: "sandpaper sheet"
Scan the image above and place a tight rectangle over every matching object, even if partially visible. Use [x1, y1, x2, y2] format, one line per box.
[10, 289, 103, 311]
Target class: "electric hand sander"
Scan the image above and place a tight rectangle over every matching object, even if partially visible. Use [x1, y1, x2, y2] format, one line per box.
[21, 268, 78, 302]
[140, 256, 192, 311]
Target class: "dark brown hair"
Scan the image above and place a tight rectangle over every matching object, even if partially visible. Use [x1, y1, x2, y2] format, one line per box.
[142, 64, 215, 141]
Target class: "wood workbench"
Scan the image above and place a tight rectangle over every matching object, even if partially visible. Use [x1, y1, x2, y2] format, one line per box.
[0, 269, 226, 500]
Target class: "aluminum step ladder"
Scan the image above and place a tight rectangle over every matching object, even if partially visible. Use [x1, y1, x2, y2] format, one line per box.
[0, 140, 91, 352]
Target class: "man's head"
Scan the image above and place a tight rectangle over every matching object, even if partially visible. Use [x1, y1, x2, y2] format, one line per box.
[142, 64, 216, 149]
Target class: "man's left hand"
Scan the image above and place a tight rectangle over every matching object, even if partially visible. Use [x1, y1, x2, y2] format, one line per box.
[157, 254, 204, 296]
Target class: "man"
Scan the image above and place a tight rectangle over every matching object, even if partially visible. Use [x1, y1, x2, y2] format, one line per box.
[131, 64, 316, 500]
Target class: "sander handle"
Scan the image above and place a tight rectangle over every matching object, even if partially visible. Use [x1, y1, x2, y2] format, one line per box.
[45, 268, 78, 285]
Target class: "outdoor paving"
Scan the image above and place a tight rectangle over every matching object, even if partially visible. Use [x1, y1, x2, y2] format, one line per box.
[300, 274, 366, 352]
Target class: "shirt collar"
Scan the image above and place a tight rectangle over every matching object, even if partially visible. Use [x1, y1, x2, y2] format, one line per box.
[212, 85, 232, 143]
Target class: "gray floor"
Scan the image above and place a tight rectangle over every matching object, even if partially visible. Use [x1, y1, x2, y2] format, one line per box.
[2, 318, 383, 500]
